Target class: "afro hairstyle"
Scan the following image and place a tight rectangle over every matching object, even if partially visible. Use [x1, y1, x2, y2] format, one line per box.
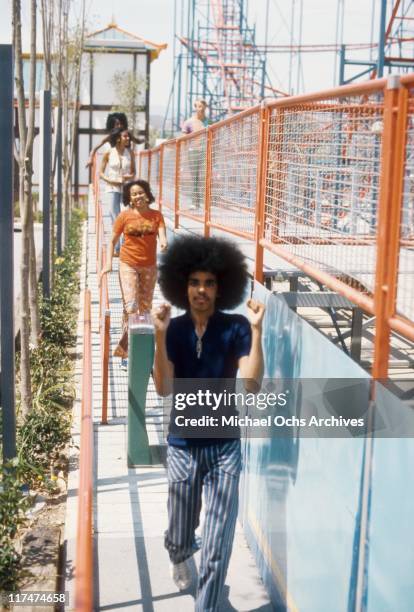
[158, 235, 248, 310]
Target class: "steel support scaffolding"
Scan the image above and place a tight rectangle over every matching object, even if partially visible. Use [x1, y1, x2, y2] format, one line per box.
[340, 0, 414, 84]
[164, 0, 279, 133]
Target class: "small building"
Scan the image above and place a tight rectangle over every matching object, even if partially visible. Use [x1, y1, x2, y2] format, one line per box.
[77, 21, 167, 193]
[16, 21, 166, 201]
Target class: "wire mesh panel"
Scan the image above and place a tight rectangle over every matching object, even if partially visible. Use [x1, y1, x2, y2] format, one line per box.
[178, 131, 207, 218]
[161, 142, 177, 214]
[397, 85, 414, 323]
[140, 151, 150, 181]
[264, 91, 385, 294]
[150, 148, 160, 206]
[210, 109, 260, 238]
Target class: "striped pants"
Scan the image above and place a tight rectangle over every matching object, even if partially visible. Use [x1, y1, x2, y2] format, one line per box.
[165, 440, 241, 611]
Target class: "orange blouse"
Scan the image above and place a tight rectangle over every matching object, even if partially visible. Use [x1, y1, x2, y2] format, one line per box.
[113, 208, 165, 267]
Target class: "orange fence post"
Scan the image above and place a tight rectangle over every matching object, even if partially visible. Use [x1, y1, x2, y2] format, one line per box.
[174, 140, 181, 229]
[75, 289, 93, 612]
[101, 306, 110, 425]
[158, 144, 164, 211]
[254, 102, 270, 283]
[267, 107, 286, 246]
[372, 76, 406, 379]
[148, 150, 152, 182]
[204, 127, 213, 238]
[93, 156, 98, 237]
[100, 246, 110, 425]
[96, 208, 101, 275]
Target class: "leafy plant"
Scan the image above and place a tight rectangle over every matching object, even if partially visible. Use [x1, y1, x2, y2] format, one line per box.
[0, 208, 84, 587]
[0, 460, 31, 590]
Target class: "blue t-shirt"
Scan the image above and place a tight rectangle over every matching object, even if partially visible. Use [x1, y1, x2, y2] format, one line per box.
[166, 310, 252, 446]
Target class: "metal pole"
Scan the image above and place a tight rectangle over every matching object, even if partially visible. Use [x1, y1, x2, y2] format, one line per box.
[377, 0, 387, 78]
[369, 0, 376, 62]
[334, 0, 344, 86]
[185, 0, 192, 120]
[174, 140, 181, 229]
[254, 103, 269, 284]
[372, 76, 406, 379]
[56, 106, 63, 255]
[296, 0, 304, 93]
[288, 0, 296, 94]
[176, 53, 183, 131]
[204, 127, 213, 238]
[158, 144, 164, 211]
[145, 50, 151, 148]
[40, 90, 52, 298]
[339, 44, 346, 85]
[0, 45, 16, 461]
[172, 0, 177, 131]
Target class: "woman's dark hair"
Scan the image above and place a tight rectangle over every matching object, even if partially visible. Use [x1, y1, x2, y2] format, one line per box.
[106, 112, 129, 131]
[109, 127, 124, 147]
[158, 236, 248, 310]
[123, 179, 155, 206]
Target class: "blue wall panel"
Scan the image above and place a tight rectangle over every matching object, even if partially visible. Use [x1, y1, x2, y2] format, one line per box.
[365, 382, 414, 612]
[239, 282, 369, 611]
[239, 282, 414, 610]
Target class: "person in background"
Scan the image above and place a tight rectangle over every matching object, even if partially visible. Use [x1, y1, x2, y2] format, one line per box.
[182, 99, 210, 209]
[151, 235, 265, 611]
[100, 128, 135, 255]
[100, 180, 167, 369]
[182, 99, 209, 135]
[86, 111, 144, 169]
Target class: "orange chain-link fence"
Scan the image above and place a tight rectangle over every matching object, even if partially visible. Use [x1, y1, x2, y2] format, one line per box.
[141, 75, 414, 378]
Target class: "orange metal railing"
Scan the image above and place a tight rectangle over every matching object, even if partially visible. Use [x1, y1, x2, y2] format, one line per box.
[161, 140, 177, 214]
[149, 147, 161, 206]
[140, 149, 151, 182]
[141, 74, 414, 378]
[75, 289, 93, 611]
[92, 156, 111, 424]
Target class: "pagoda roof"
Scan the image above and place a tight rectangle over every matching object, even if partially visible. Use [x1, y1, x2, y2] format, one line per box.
[85, 22, 167, 60]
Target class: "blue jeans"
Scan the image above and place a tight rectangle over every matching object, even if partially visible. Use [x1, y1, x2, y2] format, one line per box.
[165, 440, 241, 611]
[105, 191, 122, 253]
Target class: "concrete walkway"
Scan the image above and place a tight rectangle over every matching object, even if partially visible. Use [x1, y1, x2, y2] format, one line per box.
[65, 193, 273, 611]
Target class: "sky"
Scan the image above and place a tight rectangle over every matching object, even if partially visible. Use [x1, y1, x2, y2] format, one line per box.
[0, 0, 389, 121]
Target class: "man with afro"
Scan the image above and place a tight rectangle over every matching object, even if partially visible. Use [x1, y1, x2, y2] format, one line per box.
[152, 235, 265, 610]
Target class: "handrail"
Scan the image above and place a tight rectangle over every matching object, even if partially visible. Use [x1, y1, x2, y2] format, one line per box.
[93, 157, 111, 424]
[75, 289, 93, 611]
[139, 73, 414, 378]
[100, 245, 110, 425]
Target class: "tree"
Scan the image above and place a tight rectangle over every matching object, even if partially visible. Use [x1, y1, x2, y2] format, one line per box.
[13, 0, 38, 416]
[40, 0, 56, 287]
[60, 1, 86, 245]
[110, 70, 146, 133]
[13, 0, 86, 417]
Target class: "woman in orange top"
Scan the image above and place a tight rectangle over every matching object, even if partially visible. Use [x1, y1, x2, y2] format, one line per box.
[101, 179, 167, 362]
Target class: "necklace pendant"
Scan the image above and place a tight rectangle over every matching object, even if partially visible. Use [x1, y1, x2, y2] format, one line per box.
[196, 338, 202, 359]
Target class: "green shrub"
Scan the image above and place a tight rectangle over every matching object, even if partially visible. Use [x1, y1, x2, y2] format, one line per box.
[0, 207, 85, 588]
[18, 408, 71, 486]
[0, 461, 31, 590]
